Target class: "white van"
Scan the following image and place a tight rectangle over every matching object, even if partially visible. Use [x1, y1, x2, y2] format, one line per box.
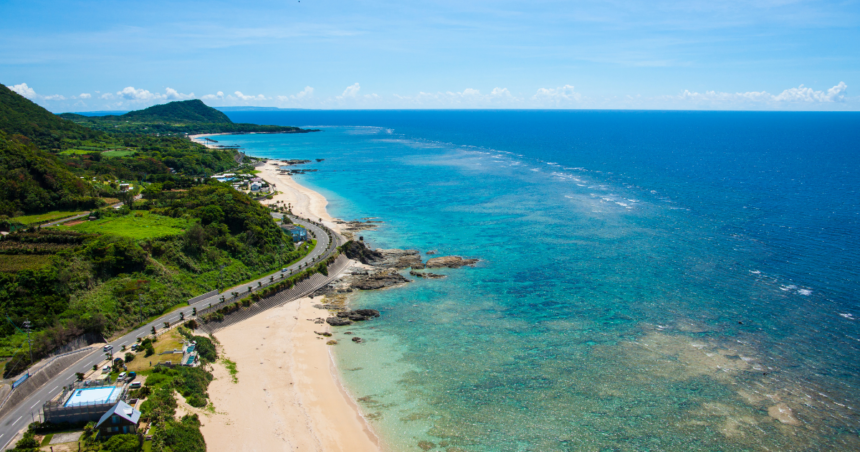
[118, 372, 127, 381]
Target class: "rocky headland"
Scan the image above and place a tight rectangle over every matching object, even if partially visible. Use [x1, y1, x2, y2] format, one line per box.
[313, 240, 479, 326]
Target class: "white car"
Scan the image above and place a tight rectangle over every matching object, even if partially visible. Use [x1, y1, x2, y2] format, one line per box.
[118, 372, 127, 381]
[103, 345, 113, 352]
[102, 366, 110, 373]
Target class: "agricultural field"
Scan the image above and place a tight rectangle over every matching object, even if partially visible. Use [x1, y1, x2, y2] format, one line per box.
[10, 210, 85, 225]
[61, 211, 192, 239]
[59, 148, 99, 155]
[102, 149, 135, 158]
[0, 254, 53, 272]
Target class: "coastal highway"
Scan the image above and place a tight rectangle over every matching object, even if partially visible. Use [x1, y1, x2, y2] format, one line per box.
[0, 215, 341, 448]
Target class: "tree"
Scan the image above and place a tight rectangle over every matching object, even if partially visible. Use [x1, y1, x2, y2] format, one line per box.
[103, 434, 141, 452]
[14, 430, 39, 451]
[151, 326, 156, 335]
[125, 352, 135, 363]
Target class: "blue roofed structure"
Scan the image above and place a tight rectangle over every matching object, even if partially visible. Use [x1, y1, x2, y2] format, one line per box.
[95, 401, 141, 437]
[281, 224, 308, 242]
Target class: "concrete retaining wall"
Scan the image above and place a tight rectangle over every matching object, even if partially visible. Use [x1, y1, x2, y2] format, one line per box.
[0, 348, 94, 419]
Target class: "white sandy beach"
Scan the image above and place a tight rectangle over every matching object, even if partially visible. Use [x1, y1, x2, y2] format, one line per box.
[201, 297, 379, 452]
[196, 150, 377, 451]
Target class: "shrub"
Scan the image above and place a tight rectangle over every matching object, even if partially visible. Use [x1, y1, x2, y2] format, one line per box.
[103, 434, 141, 452]
[124, 352, 135, 363]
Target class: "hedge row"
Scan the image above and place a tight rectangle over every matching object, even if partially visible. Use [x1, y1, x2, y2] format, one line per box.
[201, 253, 340, 324]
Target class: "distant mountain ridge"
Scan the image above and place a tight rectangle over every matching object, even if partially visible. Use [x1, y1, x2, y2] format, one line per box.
[58, 99, 317, 136]
[61, 99, 232, 124]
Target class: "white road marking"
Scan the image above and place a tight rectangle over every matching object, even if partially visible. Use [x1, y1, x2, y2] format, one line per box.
[30, 402, 38, 409]
[50, 385, 58, 392]
[14, 416, 22, 424]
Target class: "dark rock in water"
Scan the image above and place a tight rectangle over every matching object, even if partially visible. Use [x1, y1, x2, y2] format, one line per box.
[336, 309, 381, 321]
[426, 250, 438, 255]
[409, 270, 446, 279]
[316, 158, 325, 162]
[314, 331, 332, 337]
[411, 263, 426, 270]
[352, 337, 363, 343]
[342, 240, 385, 265]
[425, 256, 479, 268]
[326, 317, 353, 326]
[354, 309, 380, 318]
[352, 271, 411, 290]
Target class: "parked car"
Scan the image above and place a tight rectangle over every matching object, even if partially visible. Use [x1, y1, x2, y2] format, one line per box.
[129, 381, 142, 389]
[101, 366, 110, 373]
[117, 372, 127, 381]
[127, 371, 137, 380]
[103, 344, 113, 352]
[130, 344, 139, 351]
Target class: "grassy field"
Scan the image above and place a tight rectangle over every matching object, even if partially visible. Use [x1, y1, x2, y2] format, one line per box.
[101, 197, 120, 205]
[102, 149, 135, 158]
[59, 148, 99, 155]
[0, 254, 53, 272]
[62, 211, 191, 239]
[125, 329, 185, 373]
[12, 210, 85, 225]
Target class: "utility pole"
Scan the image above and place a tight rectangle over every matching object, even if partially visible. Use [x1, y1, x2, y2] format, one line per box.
[23, 320, 32, 376]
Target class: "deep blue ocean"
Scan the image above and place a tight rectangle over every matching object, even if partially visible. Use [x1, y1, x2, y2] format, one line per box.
[217, 110, 859, 451]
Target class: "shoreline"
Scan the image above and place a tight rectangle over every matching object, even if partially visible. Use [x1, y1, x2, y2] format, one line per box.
[196, 136, 380, 451]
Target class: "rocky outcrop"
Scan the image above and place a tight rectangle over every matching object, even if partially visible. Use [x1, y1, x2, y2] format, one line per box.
[425, 256, 479, 268]
[326, 317, 353, 326]
[336, 309, 380, 321]
[352, 270, 411, 290]
[342, 240, 385, 265]
[409, 270, 446, 279]
[375, 248, 423, 269]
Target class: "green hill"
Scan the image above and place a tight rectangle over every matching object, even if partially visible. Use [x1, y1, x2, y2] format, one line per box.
[58, 99, 315, 136]
[115, 99, 233, 124]
[0, 130, 101, 216]
[0, 84, 105, 151]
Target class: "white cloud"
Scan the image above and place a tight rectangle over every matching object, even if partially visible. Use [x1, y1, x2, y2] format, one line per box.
[42, 94, 66, 101]
[294, 86, 314, 99]
[118, 86, 157, 100]
[10, 83, 37, 99]
[79, 93, 92, 99]
[678, 82, 848, 105]
[233, 91, 266, 101]
[532, 85, 582, 105]
[395, 87, 518, 107]
[165, 87, 195, 100]
[773, 82, 847, 102]
[340, 83, 361, 98]
[201, 91, 225, 100]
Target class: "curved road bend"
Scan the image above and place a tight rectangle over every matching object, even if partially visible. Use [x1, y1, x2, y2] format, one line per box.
[0, 215, 341, 448]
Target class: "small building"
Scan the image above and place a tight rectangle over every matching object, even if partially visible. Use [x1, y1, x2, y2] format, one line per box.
[119, 183, 133, 192]
[281, 224, 308, 242]
[95, 401, 141, 438]
[181, 341, 199, 367]
[250, 182, 262, 191]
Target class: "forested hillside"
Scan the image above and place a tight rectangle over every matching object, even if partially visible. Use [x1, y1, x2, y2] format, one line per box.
[0, 131, 102, 216]
[58, 99, 318, 136]
[0, 84, 309, 379]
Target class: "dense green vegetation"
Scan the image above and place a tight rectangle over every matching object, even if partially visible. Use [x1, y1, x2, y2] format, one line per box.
[0, 85, 313, 387]
[0, 184, 309, 376]
[0, 131, 104, 216]
[58, 99, 315, 137]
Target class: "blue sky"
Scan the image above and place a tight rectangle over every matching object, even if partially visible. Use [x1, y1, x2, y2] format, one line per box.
[1, 0, 858, 111]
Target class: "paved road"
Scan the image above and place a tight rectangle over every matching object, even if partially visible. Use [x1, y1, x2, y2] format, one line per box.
[0, 214, 340, 449]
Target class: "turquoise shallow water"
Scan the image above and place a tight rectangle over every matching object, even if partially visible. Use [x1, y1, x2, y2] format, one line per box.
[213, 111, 859, 451]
